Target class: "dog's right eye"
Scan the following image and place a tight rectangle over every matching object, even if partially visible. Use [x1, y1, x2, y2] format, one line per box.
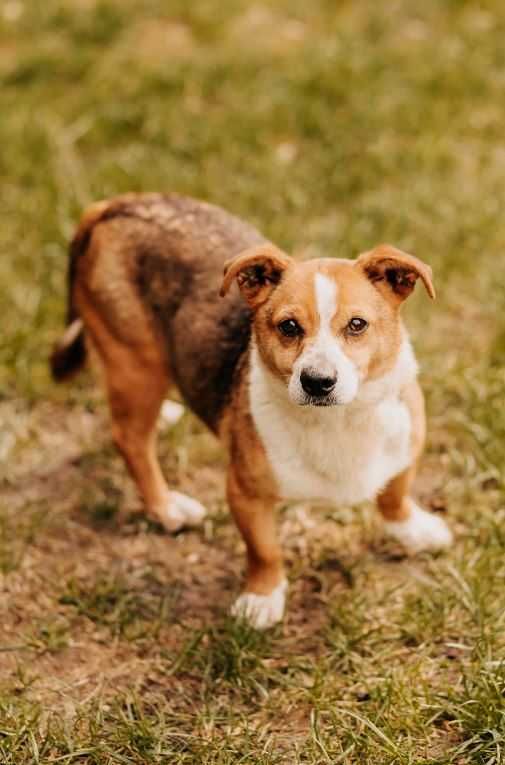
[278, 319, 303, 338]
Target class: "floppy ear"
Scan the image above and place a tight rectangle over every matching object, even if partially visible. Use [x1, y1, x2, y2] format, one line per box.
[220, 244, 292, 308]
[356, 244, 435, 304]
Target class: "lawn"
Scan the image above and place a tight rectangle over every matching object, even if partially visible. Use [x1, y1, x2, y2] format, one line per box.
[1, 0, 505, 762]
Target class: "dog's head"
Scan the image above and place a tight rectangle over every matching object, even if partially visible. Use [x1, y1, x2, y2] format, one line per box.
[220, 243, 434, 407]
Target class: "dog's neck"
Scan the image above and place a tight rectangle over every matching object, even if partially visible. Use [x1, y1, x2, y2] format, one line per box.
[249, 330, 418, 420]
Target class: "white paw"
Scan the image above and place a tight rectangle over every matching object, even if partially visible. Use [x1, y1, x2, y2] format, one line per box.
[231, 579, 288, 630]
[160, 400, 185, 427]
[383, 501, 453, 554]
[158, 491, 206, 532]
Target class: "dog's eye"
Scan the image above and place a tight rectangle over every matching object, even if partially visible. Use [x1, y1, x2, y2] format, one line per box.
[278, 319, 303, 338]
[347, 317, 368, 335]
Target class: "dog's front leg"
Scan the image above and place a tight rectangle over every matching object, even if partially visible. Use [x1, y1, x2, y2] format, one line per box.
[378, 467, 452, 554]
[227, 469, 287, 630]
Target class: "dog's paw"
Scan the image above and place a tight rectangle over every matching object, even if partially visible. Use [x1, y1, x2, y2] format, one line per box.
[160, 400, 185, 427]
[383, 501, 453, 554]
[158, 491, 207, 532]
[231, 579, 288, 630]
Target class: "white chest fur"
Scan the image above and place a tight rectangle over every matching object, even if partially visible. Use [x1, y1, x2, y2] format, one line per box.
[249, 340, 417, 506]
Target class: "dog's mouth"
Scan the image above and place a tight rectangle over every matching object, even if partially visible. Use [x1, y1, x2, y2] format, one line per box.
[297, 395, 340, 407]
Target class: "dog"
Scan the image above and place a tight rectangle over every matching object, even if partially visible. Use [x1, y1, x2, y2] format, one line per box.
[51, 193, 452, 629]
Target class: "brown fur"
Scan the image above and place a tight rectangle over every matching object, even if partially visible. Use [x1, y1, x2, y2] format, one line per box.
[52, 194, 435, 614]
[222, 355, 282, 594]
[62, 193, 266, 431]
[222, 250, 433, 391]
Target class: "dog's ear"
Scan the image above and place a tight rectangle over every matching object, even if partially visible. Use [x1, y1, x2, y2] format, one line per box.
[356, 244, 435, 304]
[220, 244, 292, 308]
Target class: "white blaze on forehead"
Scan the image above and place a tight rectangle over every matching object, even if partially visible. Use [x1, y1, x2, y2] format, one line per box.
[287, 269, 360, 405]
[310, 272, 339, 372]
[314, 272, 338, 331]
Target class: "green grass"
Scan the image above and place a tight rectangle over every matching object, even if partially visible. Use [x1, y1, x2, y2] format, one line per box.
[2, 0, 505, 761]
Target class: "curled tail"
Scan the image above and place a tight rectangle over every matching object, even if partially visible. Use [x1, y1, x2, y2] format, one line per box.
[50, 200, 110, 382]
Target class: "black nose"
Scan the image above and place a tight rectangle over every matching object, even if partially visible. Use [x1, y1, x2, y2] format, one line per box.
[300, 371, 337, 397]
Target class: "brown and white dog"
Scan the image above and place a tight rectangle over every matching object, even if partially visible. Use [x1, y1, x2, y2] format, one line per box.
[51, 193, 452, 629]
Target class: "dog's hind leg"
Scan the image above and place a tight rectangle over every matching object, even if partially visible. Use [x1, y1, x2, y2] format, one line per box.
[80, 304, 206, 532]
[160, 399, 185, 428]
[107, 350, 206, 532]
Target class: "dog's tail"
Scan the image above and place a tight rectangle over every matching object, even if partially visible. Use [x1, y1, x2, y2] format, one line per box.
[50, 317, 86, 382]
[50, 200, 109, 382]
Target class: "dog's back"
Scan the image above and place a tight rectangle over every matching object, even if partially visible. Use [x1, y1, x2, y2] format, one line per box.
[51, 193, 267, 429]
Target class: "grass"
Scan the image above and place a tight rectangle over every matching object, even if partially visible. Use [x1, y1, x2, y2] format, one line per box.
[2, 0, 505, 761]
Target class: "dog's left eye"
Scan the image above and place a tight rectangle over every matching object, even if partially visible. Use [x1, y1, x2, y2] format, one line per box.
[347, 317, 368, 334]
[278, 319, 303, 338]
